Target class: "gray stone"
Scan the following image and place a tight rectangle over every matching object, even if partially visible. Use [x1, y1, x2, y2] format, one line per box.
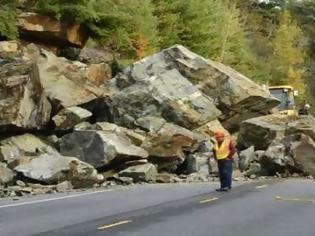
[56, 181, 73, 192]
[0, 133, 57, 156]
[0, 164, 15, 185]
[0, 61, 51, 131]
[245, 163, 262, 177]
[156, 173, 178, 183]
[113, 176, 134, 185]
[0, 145, 20, 163]
[186, 153, 210, 176]
[290, 135, 315, 177]
[60, 130, 148, 168]
[14, 153, 100, 187]
[74, 122, 95, 131]
[36, 50, 107, 109]
[108, 46, 222, 130]
[53, 106, 92, 130]
[158, 45, 279, 131]
[142, 122, 201, 171]
[135, 116, 167, 133]
[119, 163, 157, 183]
[238, 115, 291, 150]
[239, 146, 255, 171]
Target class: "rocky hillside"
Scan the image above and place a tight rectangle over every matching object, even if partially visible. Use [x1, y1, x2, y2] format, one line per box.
[1, 12, 315, 198]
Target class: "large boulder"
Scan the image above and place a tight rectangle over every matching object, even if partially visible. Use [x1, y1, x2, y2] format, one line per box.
[158, 45, 279, 131]
[0, 133, 56, 156]
[238, 115, 293, 150]
[290, 135, 315, 177]
[18, 12, 88, 48]
[0, 61, 51, 131]
[14, 153, 100, 188]
[108, 46, 221, 130]
[238, 115, 315, 150]
[60, 130, 148, 168]
[36, 50, 108, 109]
[141, 121, 202, 172]
[186, 153, 210, 176]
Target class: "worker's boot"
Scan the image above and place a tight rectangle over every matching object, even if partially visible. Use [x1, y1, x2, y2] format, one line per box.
[216, 187, 230, 192]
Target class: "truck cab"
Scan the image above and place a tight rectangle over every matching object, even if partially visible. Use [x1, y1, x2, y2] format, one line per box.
[268, 85, 297, 116]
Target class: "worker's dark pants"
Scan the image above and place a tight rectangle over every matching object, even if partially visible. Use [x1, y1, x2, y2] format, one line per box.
[218, 159, 233, 189]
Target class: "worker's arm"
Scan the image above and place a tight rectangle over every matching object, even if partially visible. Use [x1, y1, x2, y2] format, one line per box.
[228, 140, 236, 160]
[212, 149, 217, 161]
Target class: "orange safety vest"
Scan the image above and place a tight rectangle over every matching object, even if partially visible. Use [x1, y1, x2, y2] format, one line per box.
[214, 139, 231, 160]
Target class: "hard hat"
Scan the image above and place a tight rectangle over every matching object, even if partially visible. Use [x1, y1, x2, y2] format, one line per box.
[305, 104, 310, 109]
[214, 131, 225, 138]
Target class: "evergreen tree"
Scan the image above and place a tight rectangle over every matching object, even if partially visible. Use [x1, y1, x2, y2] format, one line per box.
[36, 0, 158, 59]
[0, 0, 18, 39]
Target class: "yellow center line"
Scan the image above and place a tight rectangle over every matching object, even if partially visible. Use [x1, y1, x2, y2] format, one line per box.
[97, 220, 132, 230]
[275, 196, 315, 203]
[200, 197, 219, 204]
[255, 184, 268, 189]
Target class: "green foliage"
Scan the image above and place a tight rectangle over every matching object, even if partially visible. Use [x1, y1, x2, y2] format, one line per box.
[0, 0, 18, 39]
[36, 0, 158, 59]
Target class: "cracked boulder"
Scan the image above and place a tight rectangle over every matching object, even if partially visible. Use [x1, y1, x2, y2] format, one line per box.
[157, 45, 279, 131]
[60, 130, 148, 168]
[0, 61, 51, 132]
[107, 46, 221, 130]
[14, 153, 100, 188]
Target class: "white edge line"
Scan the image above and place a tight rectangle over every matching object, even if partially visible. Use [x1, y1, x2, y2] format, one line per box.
[0, 189, 113, 209]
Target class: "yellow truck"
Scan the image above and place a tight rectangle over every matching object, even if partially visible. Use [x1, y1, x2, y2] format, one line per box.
[268, 85, 298, 116]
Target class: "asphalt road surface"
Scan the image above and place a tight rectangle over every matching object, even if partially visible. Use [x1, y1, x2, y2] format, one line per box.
[0, 179, 315, 236]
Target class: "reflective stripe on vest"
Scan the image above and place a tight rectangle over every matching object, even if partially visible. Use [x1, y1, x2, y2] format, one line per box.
[214, 139, 230, 160]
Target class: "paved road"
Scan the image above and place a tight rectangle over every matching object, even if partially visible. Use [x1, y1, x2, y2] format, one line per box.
[0, 180, 315, 236]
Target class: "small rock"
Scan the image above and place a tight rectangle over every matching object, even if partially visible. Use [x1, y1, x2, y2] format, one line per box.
[53, 106, 92, 130]
[56, 181, 73, 192]
[0, 164, 15, 185]
[119, 163, 157, 183]
[16, 180, 26, 187]
[249, 174, 257, 179]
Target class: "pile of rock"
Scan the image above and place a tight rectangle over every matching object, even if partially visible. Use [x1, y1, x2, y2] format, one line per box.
[1, 17, 281, 197]
[238, 115, 315, 178]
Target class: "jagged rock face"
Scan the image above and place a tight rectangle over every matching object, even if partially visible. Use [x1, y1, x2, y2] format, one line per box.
[238, 115, 291, 150]
[60, 130, 148, 168]
[141, 121, 202, 172]
[108, 45, 278, 131]
[290, 135, 315, 177]
[37, 50, 108, 109]
[158, 45, 279, 131]
[0, 61, 51, 131]
[108, 46, 221, 130]
[18, 12, 88, 48]
[238, 115, 315, 150]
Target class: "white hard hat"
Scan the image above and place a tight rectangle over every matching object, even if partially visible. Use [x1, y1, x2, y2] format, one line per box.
[305, 104, 310, 109]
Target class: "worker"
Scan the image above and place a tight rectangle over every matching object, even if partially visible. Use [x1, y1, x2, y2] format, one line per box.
[213, 131, 236, 192]
[298, 103, 310, 115]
